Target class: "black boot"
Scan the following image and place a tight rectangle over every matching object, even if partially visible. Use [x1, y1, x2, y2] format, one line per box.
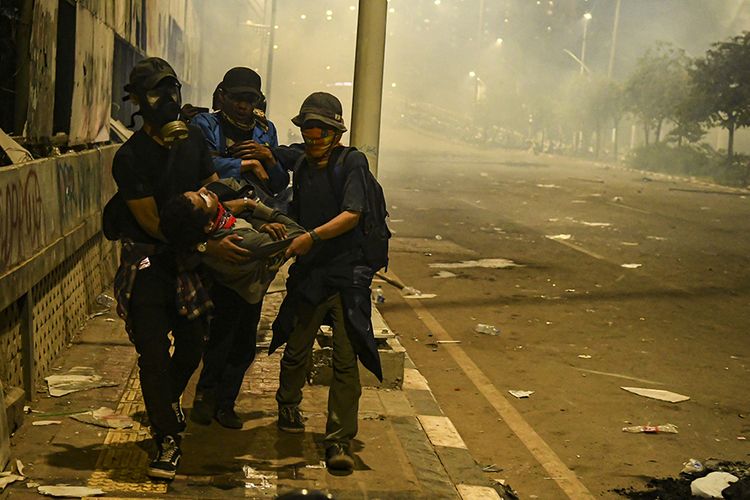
[191, 391, 215, 426]
[215, 407, 243, 429]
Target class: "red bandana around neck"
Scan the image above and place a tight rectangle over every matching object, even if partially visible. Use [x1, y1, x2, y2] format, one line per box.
[209, 203, 236, 234]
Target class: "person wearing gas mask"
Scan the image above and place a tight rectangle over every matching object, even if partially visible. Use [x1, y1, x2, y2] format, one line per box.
[268, 92, 381, 472]
[110, 57, 252, 480]
[188, 67, 291, 430]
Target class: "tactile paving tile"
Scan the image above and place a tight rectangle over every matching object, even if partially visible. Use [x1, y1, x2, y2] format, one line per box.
[87, 366, 168, 494]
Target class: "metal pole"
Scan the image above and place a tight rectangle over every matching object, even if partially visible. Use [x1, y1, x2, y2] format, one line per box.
[13, 0, 34, 135]
[263, 0, 277, 116]
[350, 0, 388, 176]
[607, 0, 621, 78]
[580, 19, 590, 75]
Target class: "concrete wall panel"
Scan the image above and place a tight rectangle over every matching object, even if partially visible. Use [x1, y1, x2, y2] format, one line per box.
[69, 5, 113, 146]
[26, 0, 58, 140]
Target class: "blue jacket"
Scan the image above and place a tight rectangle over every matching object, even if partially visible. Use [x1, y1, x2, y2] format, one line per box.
[192, 112, 289, 194]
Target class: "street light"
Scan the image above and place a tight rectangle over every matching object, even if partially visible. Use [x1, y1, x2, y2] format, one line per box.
[580, 12, 592, 75]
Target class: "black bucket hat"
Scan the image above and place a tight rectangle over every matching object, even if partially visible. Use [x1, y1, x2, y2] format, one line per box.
[123, 57, 178, 97]
[291, 92, 347, 132]
[220, 67, 262, 96]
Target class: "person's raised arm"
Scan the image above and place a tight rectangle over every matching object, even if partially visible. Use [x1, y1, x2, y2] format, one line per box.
[125, 197, 166, 242]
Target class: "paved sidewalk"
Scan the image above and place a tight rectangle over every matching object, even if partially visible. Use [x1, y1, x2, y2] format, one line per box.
[5, 285, 507, 499]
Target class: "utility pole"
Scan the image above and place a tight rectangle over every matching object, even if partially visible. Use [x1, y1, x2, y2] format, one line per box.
[264, 0, 277, 115]
[350, 0, 388, 176]
[607, 0, 621, 78]
[580, 13, 592, 75]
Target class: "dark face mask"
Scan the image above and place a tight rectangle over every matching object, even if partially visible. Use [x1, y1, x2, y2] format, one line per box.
[140, 82, 189, 144]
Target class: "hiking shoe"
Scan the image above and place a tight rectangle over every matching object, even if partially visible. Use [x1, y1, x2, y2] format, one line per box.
[277, 406, 305, 433]
[191, 392, 214, 426]
[325, 443, 354, 471]
[215, 407, 243, 429]
[172, 400, 186, 432]
[147, 435, 182, 480]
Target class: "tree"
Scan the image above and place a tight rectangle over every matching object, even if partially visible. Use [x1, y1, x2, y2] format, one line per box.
[691, 31, 750, 159]
[625, 43, 691, 145]
[586, 78, 626, 159]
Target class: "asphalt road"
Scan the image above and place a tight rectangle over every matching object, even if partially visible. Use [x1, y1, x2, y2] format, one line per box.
[375, 132, 750, 498]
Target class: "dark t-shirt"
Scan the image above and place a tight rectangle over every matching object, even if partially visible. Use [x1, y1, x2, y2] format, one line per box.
[292, 147, 367, 265]
[112, 126, 215, 242]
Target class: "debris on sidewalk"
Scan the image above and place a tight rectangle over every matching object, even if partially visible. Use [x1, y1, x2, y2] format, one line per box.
[44, 367, 118, 397]
[621, 386, 690, 403]
[31, 420, 61, 426]
[579, 221, 611, 227]
[536, 184, 560, 188]
[682, 458, 705, 475]
[38, 485, 105, 497]
[436, 340, 461, 344]
[622, 423, 678, 434]
[371, 286, 386, 304]
[620, 241, 639, 246]
[474, 324, 500, 336]
[578, 354, 592, 359]
[95, 293, 116, 308]
[690, 471, 738, 498]
[433, 271, 457, 279]
[646, 235, 667, 241]
[70, 407, 134, 429]
[429, 258, 522, 269]
[621, 263, 642, 269]
[401, 286, 437, 299]
[0, 474, 24, 491]
[305, 461, 327, 469]
[482, 464, 502, 472]
[508, 390, 534, 399]
[435, 234, 443, 240]
[14, 459, 25, 476]
[546, 234, 572, 240]
[491, 478, 520, 500]
[242, 464, 272, 490]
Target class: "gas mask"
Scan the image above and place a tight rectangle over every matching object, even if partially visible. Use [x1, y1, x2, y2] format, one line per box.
[140, 81, 189, 145]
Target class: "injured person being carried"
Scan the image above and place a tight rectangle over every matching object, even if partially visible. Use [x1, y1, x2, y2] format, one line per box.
[159, 179, 306, 304]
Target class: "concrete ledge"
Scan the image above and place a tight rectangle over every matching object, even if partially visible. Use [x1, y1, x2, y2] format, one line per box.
[4, 386, 25, 434]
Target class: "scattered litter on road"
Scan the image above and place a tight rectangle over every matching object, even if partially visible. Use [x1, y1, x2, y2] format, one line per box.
[571, 200, 587, 204]
[622, 423, 678, 434]
[26, 481, 39, 488]
[0, 474, 24, 491]
[578, 354, 592, 359]
[690, 471, 738, 498]
[242, 464, 272, 489]
[71, 407, 134, 429]
[508, 390, 534, 399]
[482, 464, 502, 472]
[389, 219, 403, 223]
[579, 221, 612, 227]
[44, 367, 118, 397]
[436, 340, 461, 344]
[612, 196, 623, 202]
[95, 293, 115, 308]
[403, 293, 437, 299]
[474, 324, 500, 336]
[14, 459, 24, 477]
[546, 234, 572, 240]
[646, 235, 667, 241]
[480, 172, 489, 177]
[104, 318, 116, 322]
[682, 458, 705, 475]
[621, 387, 690, 403]
[620, 241, 639, 246]
[536, 184, 560, 188]
[429, 258, 522, 269]
[371, 287, 385, 304]
[434, 234, 443, 240]
[738, 436, 747, 441]
[433, 271, 456, 279]
[305, 461, 327, 469]
[37, 485, 105, 497]
[548, 218, 559, 222]
[621, 263, 642, 269]
[89, 311, 106, 318]
[31, 420, 61, 426]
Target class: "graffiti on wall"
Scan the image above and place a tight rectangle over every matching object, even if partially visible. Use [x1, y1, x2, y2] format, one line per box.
[0, 170, 43, 273]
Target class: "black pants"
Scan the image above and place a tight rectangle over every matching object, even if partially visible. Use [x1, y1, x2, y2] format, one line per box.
[129, 262, 206, 438]
[197, 283, 262, 410]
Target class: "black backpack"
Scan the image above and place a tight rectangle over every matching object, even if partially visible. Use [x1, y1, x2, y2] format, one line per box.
[294, 147, 391, 271]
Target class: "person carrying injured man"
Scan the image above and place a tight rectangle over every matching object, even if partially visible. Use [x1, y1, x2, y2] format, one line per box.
[159, 182, 306, 308]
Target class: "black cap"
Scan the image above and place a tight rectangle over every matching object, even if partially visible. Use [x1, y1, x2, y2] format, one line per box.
[124, 57, 178, 95]
[291, 92, 347, 132]
[220, 67, 262, 96]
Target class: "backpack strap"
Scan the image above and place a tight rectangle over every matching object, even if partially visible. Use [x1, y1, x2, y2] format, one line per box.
[325, 146, 356, 208]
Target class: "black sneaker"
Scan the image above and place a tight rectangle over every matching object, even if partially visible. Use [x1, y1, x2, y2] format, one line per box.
[325, 443, 354, 471]
[147, 435, 182, 480]
[191, 392, 214, 426]
[215, 407, 243, 429]
[172, 400, 186, 432]
[277, 406, 305, 433]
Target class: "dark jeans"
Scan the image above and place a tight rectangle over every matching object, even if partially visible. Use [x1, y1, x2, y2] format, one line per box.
[197, 283, 262, 410]
[129, 262, 206, 438]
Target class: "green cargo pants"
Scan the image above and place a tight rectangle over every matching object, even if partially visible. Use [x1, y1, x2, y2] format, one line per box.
[275, 293, 361, 445]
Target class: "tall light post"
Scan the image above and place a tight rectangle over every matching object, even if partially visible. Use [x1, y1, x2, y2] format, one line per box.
[580, 12, 592, 75]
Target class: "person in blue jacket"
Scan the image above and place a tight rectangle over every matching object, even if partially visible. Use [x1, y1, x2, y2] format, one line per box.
[189, 67, 289, 429]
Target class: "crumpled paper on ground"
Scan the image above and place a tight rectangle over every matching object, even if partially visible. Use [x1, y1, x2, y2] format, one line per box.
[44, 367, 118, 397]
